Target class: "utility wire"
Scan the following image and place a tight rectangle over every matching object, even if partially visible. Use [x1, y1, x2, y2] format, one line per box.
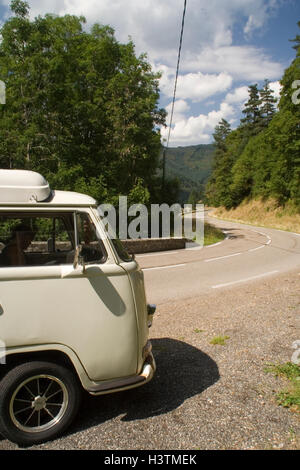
[166, 0, 187, 150]
[163, 0, 187, 193]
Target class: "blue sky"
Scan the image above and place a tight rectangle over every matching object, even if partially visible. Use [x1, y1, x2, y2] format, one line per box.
[0, 0, 299, 146]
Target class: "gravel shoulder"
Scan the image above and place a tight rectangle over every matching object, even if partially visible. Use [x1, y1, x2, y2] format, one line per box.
[0, 269, 299, 450]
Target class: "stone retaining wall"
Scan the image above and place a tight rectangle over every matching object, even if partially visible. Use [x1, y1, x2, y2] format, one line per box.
[121, 238, 186, 254]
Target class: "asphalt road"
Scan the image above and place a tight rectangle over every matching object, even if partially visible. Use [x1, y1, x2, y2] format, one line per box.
[137, 215, 300, 304]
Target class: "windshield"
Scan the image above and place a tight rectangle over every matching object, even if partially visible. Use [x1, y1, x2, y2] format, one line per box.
[92, 208, 134, 263]
[111, 238, 134, 263]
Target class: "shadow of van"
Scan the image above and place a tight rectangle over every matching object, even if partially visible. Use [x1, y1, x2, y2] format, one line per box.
[74, 338, 220, 431]
[0, 338, 219, 445]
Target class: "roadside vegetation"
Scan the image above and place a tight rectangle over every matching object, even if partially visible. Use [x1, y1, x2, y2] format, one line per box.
[204, 222, 225, 246]
[265, 363, 300, 412]
[205, 22, 300, 220]
[186, 217, 225, 246]
[211, 199, 300, 233]
[210, 335, 230, 346]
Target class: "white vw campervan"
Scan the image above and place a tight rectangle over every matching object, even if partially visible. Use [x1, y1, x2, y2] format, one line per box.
[0, 169, 156, 446]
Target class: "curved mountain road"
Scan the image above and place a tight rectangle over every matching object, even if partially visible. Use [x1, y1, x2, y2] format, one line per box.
[137, 216, 300, 304]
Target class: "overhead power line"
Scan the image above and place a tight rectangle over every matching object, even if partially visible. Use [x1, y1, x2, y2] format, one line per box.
[163, 0, 187, 193]
[166, 0, 187, 150]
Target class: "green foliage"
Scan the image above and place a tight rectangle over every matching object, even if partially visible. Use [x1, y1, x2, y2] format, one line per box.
[259, 79, 278, 126]
[188, 189, 201, 209]
[0, 1, 166, 206]
[203, 222, 225, 246]
[210, 335, 230, 346]
[159, 144, 215, 204]
[240, 84, 263, 135]
[128, 178, 150, 206]
[265, 362, 300, 411]
[206, 127, 245, 208]
[206, 21, 300, 210]
[10, 0, 29, 17]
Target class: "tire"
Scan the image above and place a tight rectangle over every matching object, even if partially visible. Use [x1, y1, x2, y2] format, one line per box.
[0, 361, 82, 446]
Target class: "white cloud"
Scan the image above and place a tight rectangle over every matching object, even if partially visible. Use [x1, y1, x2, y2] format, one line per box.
[176, 72, 233, 102]
[160, 71, 233, 103]
[10, 1, 282, 61]
[243, 0, 279, 36]
[225, 86, 249, 104]
[182, 46, 283, 81]
[164, 99, 191, 124]
[269, 80, 282, 101]
[3, 0, 283, 83]
[161, 102, 235, 146]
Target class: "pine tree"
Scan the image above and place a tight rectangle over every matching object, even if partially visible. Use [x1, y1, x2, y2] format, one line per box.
[205, 119, 235, 208]
[240, 84, 263, 136]
[212, 119, 231, 151]
[259, 79, 277, 126]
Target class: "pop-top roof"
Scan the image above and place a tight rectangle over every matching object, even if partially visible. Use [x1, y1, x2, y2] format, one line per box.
[0, 169, 98, 207]
[0, 169, 51, 203]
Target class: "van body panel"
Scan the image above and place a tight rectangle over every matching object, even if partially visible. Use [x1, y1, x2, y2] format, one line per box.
[1, 344, 156, 396]
[0, 204, 151, 383]
[0, 261, 139, 381]
[121, 261, 149, 374]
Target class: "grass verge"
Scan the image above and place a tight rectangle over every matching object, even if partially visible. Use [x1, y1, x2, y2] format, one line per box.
[204, 222, 225, 246]
[211, 199, 300, 233]
[265, 362, 300, 412]
[183, 214, 225, 246]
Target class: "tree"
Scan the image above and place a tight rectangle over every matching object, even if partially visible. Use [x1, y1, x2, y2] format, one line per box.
[0, 1, 166, 205]
[205, 120, 240, 209]
[188, 189, 200, 209]
[212, 119, 231, 148]
[10, 0, 29, 17]
[207, 19, 300, 210]
[240, 84, 263, 135]
[259, 79, 277, 126]
[230, 22, 300, 208]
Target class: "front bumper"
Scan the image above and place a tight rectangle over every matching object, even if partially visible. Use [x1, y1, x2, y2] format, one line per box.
[147, 304, 156, 328]
[88, 350, 156, 396]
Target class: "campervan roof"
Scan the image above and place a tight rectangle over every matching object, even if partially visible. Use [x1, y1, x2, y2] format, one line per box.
[0, 170, 97, 207]
[0, 169, 51, 203]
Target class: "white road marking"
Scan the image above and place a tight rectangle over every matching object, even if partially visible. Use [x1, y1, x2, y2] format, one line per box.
[204, 252, 242, 262]
[143, 264, 186, 272]
[136, 251, 180, 258]
[211, 271, 279, 289]
[185, 245, 203, 251]
[206, 241, 223, 248]
[252, 230, 272, 245]
[137, 225, 274, 270]
[204, 227, 272, 260]
[206, 232, 229, 248]
[248, 245, 265, 252]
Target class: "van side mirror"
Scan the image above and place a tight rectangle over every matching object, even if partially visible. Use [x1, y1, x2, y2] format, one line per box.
[73, 245, 85, 271]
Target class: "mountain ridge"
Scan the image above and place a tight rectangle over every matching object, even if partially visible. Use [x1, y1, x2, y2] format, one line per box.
[160, 143, 215, 203]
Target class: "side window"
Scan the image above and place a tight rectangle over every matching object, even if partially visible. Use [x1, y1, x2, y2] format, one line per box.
[0, 213, 75, 267]
[77, 213, 106, 264]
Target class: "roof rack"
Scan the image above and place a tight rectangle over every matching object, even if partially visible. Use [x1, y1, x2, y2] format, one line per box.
[0, 170, 51, 203]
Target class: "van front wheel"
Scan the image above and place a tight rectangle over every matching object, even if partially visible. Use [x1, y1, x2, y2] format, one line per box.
[0, 361, 81, 446]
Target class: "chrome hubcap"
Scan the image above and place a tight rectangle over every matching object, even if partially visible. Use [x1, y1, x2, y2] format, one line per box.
[32, 395, 47, 411]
